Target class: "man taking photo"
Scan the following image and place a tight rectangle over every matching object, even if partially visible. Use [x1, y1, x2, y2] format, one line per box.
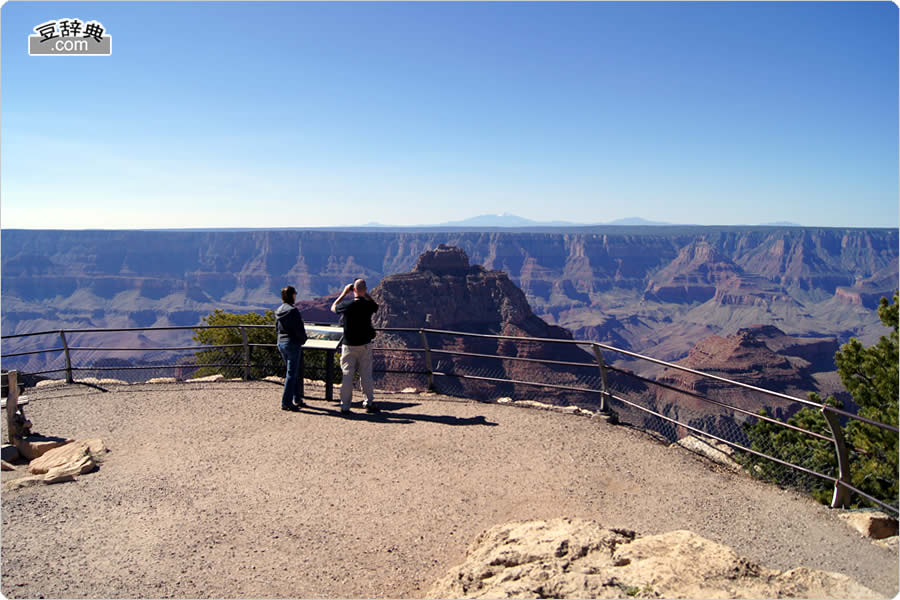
[331, 279, 379, 414]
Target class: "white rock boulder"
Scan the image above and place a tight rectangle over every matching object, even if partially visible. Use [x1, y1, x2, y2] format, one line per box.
[192, 374, 225, 382]
[15, 435, 72, 460]
[671, 435, 742, 471]
[839, 510, 899, 540]
[28, 439, 105, 475]
[427, 518, 880, 599]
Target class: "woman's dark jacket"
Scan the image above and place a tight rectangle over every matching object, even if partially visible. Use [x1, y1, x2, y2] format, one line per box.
[275, 303, 308, 345]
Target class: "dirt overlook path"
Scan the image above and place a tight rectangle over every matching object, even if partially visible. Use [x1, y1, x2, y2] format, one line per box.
[2, 380, 897, 599]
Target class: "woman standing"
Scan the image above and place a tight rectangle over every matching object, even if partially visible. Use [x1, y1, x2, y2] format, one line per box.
[275, 285, 308, 412]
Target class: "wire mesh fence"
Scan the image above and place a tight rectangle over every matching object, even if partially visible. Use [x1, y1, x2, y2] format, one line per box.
[594, 357, 854, 509]
[0, 325, 344, 386]
[1, 324, 896, 514]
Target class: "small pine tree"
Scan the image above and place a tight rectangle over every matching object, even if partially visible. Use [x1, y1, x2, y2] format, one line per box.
[192, 309, 338, 382]
[741, 292, 899, 508]
[837, 293, 899, 505]
[192, 309, 280, 379]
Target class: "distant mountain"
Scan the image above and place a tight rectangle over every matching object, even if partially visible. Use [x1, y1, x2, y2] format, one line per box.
[436, 214, 579, 227]
[138, 217, 803, 231]
[345, 214, 793, 229]
[605, 217, 671, 226]
[434, 215, 800, 228]
[434, 214, 676, 228]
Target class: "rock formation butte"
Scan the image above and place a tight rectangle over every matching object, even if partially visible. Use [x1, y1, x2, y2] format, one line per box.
[427, 518, 881, 599]
[369, 245, 640, 401]
[373, 245, 573, 341]
[649, 324, 846, 430]
[663, 327, 813, 393]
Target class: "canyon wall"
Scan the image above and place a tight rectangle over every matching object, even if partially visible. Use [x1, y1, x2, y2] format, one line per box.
[2, 227, 896, 371]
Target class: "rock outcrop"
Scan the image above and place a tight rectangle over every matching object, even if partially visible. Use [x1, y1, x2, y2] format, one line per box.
[293, 295, 339, 323]
[374, 245, 571, 340]
[834, 258, 900, 310]
[14, 435, 72, 460]
[371, 245, 640, 403]
[644, 240, 742, 303]
[427, 518, 880, 599]
[839, 511, 899, 541]
[412, 244, 474, 277]
[741, 325, 839, 372]
[677, 330, 804, 384]
[671, 435, 741, 471]
[656, 327, 815, 399]
[646, 326, 834, 442]
[28, 439, 106, 475]
[4, 438, 107, 490]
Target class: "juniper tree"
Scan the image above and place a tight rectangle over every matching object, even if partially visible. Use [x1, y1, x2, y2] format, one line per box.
[742, 292, 899, 508]
[192, 309, 337, 382]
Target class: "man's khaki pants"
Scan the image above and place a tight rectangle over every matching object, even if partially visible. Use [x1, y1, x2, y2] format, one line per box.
[340, 343, 374, 410]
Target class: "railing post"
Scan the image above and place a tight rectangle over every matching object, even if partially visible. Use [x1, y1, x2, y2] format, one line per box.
[240, 327, 251, 380]
[419, 329, 434, 391]
[822, 406, 852, 509]
[59, 330, 74, 384]
[6, 370, 18, 444]
[325, 349, 335, 402]
[591, 344, 609, 413]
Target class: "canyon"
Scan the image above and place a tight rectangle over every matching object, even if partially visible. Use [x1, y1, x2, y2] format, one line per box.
[2, 227, 896, 382]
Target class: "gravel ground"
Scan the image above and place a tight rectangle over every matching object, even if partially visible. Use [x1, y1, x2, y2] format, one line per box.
[1, 380, 897, 599]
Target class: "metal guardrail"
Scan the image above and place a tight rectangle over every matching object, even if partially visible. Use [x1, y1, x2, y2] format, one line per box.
[2, 324, 897, 514]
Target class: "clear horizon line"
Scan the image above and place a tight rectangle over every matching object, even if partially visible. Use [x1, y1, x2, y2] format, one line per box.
[4, 224, 898, 232]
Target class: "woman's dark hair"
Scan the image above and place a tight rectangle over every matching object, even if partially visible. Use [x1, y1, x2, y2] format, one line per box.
[281, 286, 297, 303]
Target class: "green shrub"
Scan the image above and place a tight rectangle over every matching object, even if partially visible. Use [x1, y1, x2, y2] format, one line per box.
[192, 309, 339, 383]
[741, 292, 898, 509]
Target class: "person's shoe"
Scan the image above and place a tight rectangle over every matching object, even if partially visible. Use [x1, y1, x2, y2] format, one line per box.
[294, 401, 306, 409]
[365, 403, 380, 414]
[282, 405, 301, 412]
[339, 408, 351, 415]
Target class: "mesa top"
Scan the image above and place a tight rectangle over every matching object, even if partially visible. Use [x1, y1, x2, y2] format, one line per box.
[336, 297, 378, 346]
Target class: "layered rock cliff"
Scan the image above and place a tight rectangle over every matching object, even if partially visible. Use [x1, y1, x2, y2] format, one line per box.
[369, 245, 626, 402]
[650, 325, 841, 431]
[644, 240, 743, 303]
[373, 245, 573, 341]
[2, 227, 896, 374]
[664, 328, 813, 393]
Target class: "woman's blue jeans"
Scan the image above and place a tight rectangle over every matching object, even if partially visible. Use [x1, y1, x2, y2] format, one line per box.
[277, 341, 304, 407]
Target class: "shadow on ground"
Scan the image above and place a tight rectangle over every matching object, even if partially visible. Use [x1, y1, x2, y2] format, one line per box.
[300, 400, 499, 427]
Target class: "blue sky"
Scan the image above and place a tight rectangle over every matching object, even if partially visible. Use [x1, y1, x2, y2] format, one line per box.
[2, 1, 897, 229]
